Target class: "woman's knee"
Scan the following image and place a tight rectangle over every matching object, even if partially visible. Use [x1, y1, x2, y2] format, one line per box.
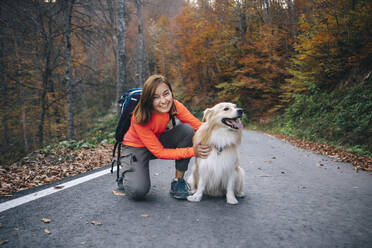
[124, 180, 150, 200]
[179, 123, 195, 136]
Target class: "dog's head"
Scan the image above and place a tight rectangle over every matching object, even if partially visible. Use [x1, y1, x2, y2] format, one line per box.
[202, 102, 243, 131]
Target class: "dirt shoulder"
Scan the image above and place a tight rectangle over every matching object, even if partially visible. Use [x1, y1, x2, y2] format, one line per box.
[265, 132, 372, 172]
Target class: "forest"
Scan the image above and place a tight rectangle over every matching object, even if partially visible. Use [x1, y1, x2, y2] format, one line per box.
[1, 0, 371, 164]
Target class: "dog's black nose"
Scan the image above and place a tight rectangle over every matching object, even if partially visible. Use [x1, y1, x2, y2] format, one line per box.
[237, 109, 243, 117]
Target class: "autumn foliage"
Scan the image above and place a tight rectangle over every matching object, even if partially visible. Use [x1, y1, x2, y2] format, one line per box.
[149, 0, 371, 118]
[1, 0, 371, 165]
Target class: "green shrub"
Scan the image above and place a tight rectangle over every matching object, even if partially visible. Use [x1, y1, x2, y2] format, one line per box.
[42, 140, 96, 153]
[268, 78, 372, 155]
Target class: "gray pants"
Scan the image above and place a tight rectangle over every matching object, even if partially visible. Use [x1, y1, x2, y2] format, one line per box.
[119, 123, 195, 199]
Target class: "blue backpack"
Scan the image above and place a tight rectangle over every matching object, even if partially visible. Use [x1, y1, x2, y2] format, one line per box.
[111, 88, 175, 181]
[111, 88, 142, 180]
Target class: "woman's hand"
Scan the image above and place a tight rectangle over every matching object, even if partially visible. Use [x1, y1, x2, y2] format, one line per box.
[193, 144, 211, 159]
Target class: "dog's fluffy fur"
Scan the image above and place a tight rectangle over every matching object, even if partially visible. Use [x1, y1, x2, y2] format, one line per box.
[187, 102, 245, 204]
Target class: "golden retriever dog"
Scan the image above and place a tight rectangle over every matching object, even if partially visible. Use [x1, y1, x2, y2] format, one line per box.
[187, 102, 245, 204]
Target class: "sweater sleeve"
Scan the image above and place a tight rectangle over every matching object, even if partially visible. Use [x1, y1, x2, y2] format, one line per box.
[132, 122, 195, 160]
[174, 100, 202, 131]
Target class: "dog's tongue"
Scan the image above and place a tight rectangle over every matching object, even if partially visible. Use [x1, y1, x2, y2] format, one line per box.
[232, 120, 243, 129]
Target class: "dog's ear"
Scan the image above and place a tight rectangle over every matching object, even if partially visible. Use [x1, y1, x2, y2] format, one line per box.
[202, 108, 213, 122]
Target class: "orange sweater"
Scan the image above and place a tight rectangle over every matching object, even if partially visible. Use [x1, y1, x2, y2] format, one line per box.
[123, 100, 202, 160]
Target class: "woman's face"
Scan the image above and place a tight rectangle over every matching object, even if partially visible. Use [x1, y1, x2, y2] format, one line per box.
[152, 82, 173, 113]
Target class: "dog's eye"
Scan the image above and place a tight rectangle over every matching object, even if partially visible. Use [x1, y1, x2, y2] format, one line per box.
[223, 107, 229, 111]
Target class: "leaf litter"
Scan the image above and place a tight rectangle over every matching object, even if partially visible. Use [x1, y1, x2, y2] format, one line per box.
[0, 145, 111, 196]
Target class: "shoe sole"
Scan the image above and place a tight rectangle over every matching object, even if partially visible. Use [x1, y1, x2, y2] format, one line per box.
[170, 192, 188, 200]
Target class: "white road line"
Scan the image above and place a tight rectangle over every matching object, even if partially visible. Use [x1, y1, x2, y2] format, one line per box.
[0, 167, 115, 213]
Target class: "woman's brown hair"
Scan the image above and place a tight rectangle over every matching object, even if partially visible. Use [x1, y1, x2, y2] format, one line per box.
[133, 75, 177, 124]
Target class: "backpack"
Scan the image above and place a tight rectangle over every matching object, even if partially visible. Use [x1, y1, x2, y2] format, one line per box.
[110, 88, 176, 181]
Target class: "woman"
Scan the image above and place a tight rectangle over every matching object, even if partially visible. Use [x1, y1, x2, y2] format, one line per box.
[118, 75, 211, 200]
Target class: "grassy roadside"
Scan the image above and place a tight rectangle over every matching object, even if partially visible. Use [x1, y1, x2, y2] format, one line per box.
[245, 79, 372, 171]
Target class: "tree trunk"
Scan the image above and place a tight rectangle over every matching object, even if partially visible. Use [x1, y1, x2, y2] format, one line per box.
[64, 0, 75, 140]
[136, 0, 144, 86]
[287, 0, 296, 37]
[263, 0, 271, 24]
[0, 4, 10, 153]
[116, 0, 127, 113]
[108, 0, 118, 103]
[21, 86, 29, 151]
[38, 17, 53, 148]
[39, 66, 49, 148]
[352, 0, 357, 9]
[12, 33, 30, 152]
[0, 53, 10, 152]
[237, 0, 247, 44]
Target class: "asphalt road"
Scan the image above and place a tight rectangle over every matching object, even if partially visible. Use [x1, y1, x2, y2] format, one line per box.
[0, 130, 371, 248]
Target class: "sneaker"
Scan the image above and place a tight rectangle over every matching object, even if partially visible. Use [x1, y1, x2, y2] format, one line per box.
[170, 178, 190, 200]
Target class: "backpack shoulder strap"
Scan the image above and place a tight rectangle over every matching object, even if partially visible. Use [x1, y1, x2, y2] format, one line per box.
[170, 114, 176, 127]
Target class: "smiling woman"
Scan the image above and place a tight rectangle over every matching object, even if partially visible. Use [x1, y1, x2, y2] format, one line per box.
[118, 75, 211, 201]
[132, 75, 177, 124]
[152, 82, 173, 114]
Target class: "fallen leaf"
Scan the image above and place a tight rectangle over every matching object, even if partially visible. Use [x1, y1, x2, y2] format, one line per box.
[299, 186, 306, 189]
[140, 214, 149, 218]
[43, 178, 55, 183]
[316, 163, 324, 168]
[0, 240, 8, 246]
[44, 229, 51, 234]
[41, 218, 51, 223]
[112, 190, 127, 196]
[91, 221, 102, 226]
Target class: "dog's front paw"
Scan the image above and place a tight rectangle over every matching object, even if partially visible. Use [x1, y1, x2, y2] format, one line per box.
[226, 195, 238, 205]
[236, 191, 245, 198]
[187, 193, 202, 202]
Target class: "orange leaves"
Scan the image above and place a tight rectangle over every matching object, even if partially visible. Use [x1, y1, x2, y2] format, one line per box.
[153, 4, 239, 95]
